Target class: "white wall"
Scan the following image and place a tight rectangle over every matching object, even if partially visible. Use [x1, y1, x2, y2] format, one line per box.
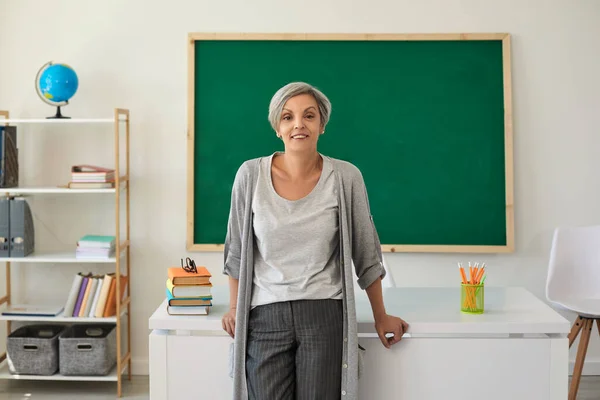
[1, 0, 599, 376]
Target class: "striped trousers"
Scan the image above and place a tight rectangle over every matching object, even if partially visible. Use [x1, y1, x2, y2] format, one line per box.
[246, 299, 343, 400]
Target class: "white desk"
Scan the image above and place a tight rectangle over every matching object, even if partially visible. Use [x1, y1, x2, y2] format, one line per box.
[149, 286, 570, 400]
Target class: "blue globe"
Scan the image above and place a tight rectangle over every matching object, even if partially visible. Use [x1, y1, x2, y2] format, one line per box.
[35, 61, 79, 118]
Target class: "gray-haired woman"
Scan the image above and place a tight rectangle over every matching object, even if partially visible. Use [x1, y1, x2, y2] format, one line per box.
[222, 82, 408, 400]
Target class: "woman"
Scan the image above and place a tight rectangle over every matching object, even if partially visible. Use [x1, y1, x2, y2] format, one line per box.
[222, 82, 408, 400]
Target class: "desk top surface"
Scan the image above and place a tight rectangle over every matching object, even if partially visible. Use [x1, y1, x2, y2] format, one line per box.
[149, 286, 570, 335]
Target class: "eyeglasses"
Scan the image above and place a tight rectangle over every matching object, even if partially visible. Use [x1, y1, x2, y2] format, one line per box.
[181, 257, 198, 274]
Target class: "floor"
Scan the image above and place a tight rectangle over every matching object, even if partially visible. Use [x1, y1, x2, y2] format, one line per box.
[0, 376, 597, 399]
[0, 376, 149, 399]
[574, 376, 600, 400]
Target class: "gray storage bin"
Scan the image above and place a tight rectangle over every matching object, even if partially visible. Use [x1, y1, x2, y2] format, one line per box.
[59, 323, 117, 376]
[7, 324, 65, 375]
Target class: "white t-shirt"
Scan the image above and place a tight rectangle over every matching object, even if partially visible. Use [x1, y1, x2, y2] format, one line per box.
[250, 153, 343, 307]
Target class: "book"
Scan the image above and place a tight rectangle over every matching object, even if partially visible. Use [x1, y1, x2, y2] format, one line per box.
[72, 276, 90, 316]
[94, 274, 114, 318]
[78, 277, 94, 317]
[167, 305, 210, 315]
[166, 279, 212, 297]
[88, 276, 104, 317]
[68, 182, 115, 189]
[77, 235, 116, 248]
[63, 273, 85, 317]
[2, 305, 64, 317]
[71, 165, 115, 182]
[167, 265, 211, 285]
[103, 275, 128, 317]
[76, 247, 114, 259]
[71, 176, 114, 183]
[166, 288, 212, 306]
[82, 277, 100, 317]
[71, 164, 114, 173]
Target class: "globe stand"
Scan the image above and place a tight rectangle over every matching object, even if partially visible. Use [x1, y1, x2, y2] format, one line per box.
[47, 106, 70, 119]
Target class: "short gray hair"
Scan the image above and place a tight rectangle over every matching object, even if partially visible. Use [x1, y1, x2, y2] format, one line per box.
[268, 82, 332, 132]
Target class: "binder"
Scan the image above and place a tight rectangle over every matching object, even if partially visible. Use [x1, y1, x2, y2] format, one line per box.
[0, 126, 18, 188]
[8, 197, 34, 257]
[0, 198, 9, 257]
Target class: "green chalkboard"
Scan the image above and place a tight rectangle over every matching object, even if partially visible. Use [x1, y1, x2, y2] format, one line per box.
[187, 34, 514, 253]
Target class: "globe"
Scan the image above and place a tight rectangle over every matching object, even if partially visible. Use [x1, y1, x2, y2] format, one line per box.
[35, 61, 79, 119]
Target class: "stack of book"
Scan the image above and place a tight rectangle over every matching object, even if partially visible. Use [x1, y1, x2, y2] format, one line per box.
[68, 164, 115, 189]
[76, 234, 115, 259]
[166, 264, 212, 315]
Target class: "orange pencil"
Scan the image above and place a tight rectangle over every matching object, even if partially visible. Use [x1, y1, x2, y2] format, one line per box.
[458, 263, 467, 284]
[459, 266, 470, 308]
[476, 267, 485, 284]
[468, 262, 473, 282]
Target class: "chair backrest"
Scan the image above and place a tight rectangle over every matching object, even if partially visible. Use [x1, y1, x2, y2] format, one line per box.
[381, 255, 396, 288]
[546, 225, 600, 303]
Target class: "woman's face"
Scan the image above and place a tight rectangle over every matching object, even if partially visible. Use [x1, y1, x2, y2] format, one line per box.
[277, 93, 323, 152]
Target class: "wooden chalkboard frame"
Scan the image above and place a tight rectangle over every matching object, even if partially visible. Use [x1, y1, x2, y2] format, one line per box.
[186, 33, 514, 253]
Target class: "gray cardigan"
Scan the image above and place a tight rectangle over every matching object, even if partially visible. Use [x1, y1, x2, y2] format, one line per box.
[223, 154, 386, 400]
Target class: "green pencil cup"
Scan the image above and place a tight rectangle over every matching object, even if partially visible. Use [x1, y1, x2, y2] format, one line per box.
[461, 283, 484, 314]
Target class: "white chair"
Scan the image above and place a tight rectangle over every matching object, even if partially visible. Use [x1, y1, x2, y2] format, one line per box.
[546, 225, 600, 399]
[352, 255, 396, 303]
[381, 255, 396, 288]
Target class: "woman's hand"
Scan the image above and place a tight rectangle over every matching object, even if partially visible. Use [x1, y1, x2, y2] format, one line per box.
[222, 308, 236, 338]
[374, 313, 409, 348]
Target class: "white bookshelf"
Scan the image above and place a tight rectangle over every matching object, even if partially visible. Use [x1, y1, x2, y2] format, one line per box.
[0, 109, 132, 397]
[0, 360, 121, 381]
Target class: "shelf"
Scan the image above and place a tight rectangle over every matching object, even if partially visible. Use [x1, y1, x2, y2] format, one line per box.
[0, 359, 120, 381]
[1, 186, 117, 194]
[0, 306, 126, 323]
[0, 249, 126, 263]
[0, 118, 123, 124]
